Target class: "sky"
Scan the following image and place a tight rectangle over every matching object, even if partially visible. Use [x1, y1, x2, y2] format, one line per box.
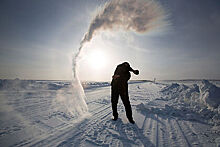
[0, 0, 220, 81]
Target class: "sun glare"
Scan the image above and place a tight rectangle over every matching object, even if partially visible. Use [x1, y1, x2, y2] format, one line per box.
[87, 51, 107, 70]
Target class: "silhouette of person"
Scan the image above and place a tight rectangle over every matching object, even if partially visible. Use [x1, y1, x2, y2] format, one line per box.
[111, 62, 139, 124]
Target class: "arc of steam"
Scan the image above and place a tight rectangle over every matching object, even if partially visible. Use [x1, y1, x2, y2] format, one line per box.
[73, 0, 168, 76]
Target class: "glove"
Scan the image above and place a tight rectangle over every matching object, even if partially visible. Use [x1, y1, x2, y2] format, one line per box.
[133, 70, 139, 75]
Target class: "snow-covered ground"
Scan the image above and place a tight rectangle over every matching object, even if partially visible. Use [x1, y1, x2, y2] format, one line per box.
[0, 79, 220, 146]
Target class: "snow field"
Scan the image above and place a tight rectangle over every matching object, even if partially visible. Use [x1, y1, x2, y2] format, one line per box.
[0, 79, 220, 146]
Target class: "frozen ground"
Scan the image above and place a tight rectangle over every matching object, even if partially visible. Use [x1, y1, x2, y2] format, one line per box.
[0, 79, 220, 146]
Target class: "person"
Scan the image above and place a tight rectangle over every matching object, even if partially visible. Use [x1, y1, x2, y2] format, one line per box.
[111, 62, 139, 124]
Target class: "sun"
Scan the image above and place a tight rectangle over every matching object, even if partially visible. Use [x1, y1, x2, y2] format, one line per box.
[87, 50, 108, 70]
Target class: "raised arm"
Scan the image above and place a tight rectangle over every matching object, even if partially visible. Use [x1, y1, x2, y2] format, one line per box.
[126, 64, 139, 75]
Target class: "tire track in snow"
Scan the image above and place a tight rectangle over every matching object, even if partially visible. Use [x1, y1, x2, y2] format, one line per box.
[181, 121, 201, 146]
[12, 89, 112, 141]
[156, 115, 159, 147]
[157, 116, 168, 147]
[148, 114, 159, 147]
[145, 113, 153, 141]
[168, 118, 192, 147]
[45, 104, 112, 146]
[56, 107, 112, 146]
[167, 118, 181, 147]
[175, 120, 191, 147]
[159, 117, 171, 147]
[19, 103, 111, 147]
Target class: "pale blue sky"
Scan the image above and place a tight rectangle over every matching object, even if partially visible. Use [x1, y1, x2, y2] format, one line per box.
[0, 0, 219, 81]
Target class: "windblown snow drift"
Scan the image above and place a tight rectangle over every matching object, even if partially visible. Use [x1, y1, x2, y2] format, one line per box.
[161, 80, 220, 110]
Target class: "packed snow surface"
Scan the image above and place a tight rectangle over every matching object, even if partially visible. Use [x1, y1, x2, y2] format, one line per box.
[0, 79, 220, 146]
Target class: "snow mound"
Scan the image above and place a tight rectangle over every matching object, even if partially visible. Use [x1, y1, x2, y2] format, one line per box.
[160, 83, 180, 92]
[160, 80, 220, 126]
[82, 81, 110, 89]
[0, 80, 112, 91]
[47, 82, 67, 90]
[161, 80, 220, 110]
[0, 79, 72, 91]
[160, 83, 196, 101]
[0, 79, 35, 90]
[200, 80, 220, 109]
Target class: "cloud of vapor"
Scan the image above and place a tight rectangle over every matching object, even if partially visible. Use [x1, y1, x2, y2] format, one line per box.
[71, 0, 168, 116]
[83, 0, 167, 45]
[74, 0, 168, 69]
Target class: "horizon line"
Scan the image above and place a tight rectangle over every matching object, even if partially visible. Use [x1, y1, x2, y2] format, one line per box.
[0, 78, 220, 82]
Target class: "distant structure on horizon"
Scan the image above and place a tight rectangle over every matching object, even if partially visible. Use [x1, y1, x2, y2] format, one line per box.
[153, 78, 156, 83]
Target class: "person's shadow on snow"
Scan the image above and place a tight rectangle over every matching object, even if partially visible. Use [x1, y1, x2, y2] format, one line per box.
[136, 103, 209, 125]
[111, 118, 155, 147]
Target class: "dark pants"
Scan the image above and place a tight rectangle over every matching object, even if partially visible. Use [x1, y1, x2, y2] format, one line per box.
[111, 79, 133, 120]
